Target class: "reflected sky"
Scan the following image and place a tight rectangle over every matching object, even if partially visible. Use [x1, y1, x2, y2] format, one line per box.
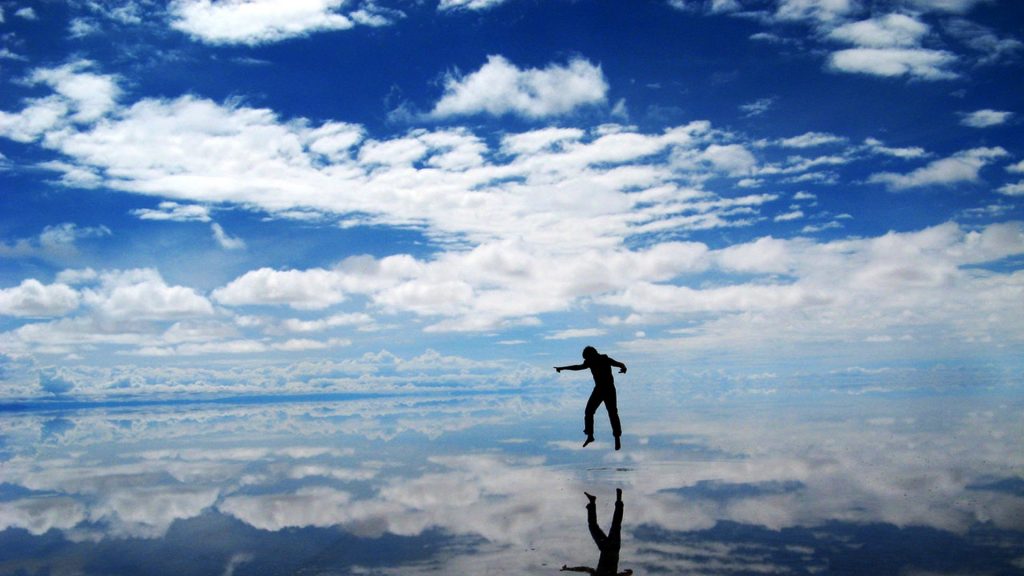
[1, 388, 1023, 575]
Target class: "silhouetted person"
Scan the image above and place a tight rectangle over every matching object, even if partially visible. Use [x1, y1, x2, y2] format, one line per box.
[555, 346, 627, 449]
[561, 489, 632, 576]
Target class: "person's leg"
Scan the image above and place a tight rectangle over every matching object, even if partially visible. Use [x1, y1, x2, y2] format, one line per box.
[583, 387, 603, 446]
[586, 494, 607, 549]
[605, 385, 622, 449]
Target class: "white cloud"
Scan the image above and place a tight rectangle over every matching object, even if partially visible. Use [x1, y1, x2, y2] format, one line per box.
[869, 147, 1008, 190]
[82, 269, 215, 321]
[959, 109, 1013, 128]
[776, 132, 845, 148]
[699, 144, 757, 176]
[0, 61, 121, 143]
[211, 223, 245, 250]
[0, 497, 86, 535]
[828, 13, 930, 48]
[1009, 160, 1024, 174]
[27, 61, 121, 123]
[903, 0, 996, 14]
[438, 0, 509, 11]
[774, 210, 804, 222]
[132, 201, 211, 222]
[0, 280, 80, 317]
[0, 68, 767, 253]
[282, 312, 374, 332]
[14, 7, 37, 20]
[774, 0, 858, 24]
[997, 181, 1024, 197]
[212, 268, 348, 310]
[828, 48, 959, 80]
[428, 55, 609, 119]
[169, 0, 388, 45]
[716, 236, 797, 274]
[944, 18, 1023, 66]
[0, 223, 111, 261]
[739, 97, 775, 117]
[544, 328, 607, 340]
[863, 138, 929, 159]
[273, 337, 351, 351]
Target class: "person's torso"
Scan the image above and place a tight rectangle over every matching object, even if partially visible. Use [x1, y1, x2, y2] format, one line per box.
[588, 355, 614, 386]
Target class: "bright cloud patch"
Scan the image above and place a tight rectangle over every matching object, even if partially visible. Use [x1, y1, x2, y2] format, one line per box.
[169, 0, 396, 45]
[429, 55, 608, 119]
[437, 0, 509, 11]
[960, 109, 1013, 128]
[869, 147, 1008, 190]
[828, 13, 930, 48]
[133, 202, 212, 222]
[828, 48, 959, 79]
[212, 268, 348, 310]
[0, 280, 80, 317]
[82, 269, 215, 321]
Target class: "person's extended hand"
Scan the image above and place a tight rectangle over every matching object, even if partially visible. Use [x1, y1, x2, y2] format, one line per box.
[619, 366, 627, 374]
[555, 367, 562, 372]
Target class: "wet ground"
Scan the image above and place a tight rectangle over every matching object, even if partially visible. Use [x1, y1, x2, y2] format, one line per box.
[1, 387, 1022, 575]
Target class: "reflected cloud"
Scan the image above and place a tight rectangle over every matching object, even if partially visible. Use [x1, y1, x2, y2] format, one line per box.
[0, 391, 1021, 574]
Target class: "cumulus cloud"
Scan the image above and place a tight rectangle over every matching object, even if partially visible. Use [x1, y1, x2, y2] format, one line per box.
[828, 13, 930, 48]
[212, 268, 348, 310]
[699, 144, 757, 176]
[39, 370, 76, 396]
[869, 147, 1008, 190]
[0, 280, 80, 318]
[428, 55, 609, 119]
[169, 0, 399, 45]
[959, 109, 1013, 128]
[828, 47, 959, 80]
[0, 67, 775, 254]
[614, 221, 1024, 360]
[82, 268, 215, 321]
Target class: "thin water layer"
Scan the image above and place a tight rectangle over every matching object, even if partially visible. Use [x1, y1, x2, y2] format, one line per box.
[1, 389, 1022, 575]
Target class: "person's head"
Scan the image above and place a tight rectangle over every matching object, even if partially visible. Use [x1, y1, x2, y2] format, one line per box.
[582, 346, 598, 361]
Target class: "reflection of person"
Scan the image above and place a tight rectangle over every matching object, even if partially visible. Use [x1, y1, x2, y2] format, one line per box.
[555, 346, 627, 449]
[561, 489, 632, 576]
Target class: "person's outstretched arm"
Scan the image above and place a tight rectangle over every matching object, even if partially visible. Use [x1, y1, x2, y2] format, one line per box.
[607, 357, 627, 374]
[554, 363, 587, 372]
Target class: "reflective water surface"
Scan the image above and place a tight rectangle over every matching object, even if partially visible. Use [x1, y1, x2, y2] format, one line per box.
[2, 388, 1022, 575]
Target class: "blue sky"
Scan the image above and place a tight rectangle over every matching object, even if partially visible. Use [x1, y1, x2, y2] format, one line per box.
[1, 0, 1022, 400]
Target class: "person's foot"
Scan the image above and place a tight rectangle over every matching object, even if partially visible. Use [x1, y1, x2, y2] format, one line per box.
[584, 492, 596, 504]
[614, 436, 621, 451]
[616, 488, 622, 501]
[582, 435, 595, 447]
